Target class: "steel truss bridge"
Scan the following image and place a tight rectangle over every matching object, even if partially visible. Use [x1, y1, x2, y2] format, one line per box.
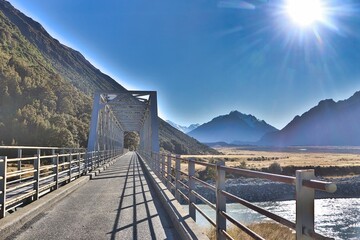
[87, 90, 159, 154]
[0, 90, 338, 240]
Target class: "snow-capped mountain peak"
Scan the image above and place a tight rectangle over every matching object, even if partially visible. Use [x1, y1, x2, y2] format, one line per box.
[166, 120, 200, 133]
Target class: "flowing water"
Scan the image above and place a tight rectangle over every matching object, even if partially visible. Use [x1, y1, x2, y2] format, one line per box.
[197, 198, 360, 239]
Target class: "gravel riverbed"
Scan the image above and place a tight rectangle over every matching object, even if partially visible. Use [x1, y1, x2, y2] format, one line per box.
[189, 175, 360, 203]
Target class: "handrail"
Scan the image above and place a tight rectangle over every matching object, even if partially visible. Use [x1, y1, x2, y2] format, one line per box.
[0, 146, 124, 218]
[0, 146, 84, 150]
[139, 151, 337, 240]
[302, 179, 337, 193]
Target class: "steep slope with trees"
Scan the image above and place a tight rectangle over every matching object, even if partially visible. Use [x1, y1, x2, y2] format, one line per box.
[0, 10, 91, 146]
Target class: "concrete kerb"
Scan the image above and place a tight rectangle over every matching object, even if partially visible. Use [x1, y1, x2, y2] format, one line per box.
[89, 157, 118, 179]
[0, 175, 89, 240]
[137, 153, 209, 240]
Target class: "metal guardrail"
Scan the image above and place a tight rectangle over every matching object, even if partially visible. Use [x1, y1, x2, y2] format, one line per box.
[139, 151, 337, 240]
[0, 146, 123, 219]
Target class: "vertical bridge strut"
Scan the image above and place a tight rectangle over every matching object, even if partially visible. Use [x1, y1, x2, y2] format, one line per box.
[87, 91, 159, 154]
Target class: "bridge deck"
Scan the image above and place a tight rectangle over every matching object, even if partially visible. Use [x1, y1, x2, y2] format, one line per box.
[10, 152, 179, 240]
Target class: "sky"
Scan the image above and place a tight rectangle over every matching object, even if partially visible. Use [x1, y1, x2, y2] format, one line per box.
[9, 0, 360, 129]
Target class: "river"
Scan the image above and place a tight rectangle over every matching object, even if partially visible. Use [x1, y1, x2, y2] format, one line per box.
[197, 198, 360, 240]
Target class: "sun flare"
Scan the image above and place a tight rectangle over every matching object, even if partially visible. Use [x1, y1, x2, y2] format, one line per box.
[285, 0, 324, 27]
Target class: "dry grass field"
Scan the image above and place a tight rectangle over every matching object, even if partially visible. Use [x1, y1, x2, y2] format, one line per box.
[180, 146, 360, 176]
[207, 222, 295, 240]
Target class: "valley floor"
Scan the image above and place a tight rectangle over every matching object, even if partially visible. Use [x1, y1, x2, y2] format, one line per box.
[182, 146, 360, 177]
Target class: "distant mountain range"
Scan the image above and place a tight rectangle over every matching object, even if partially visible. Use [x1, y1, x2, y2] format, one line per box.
[259, 91, 360, 146]
[188, 111, 278, 143]
[166, 120, 200, 133]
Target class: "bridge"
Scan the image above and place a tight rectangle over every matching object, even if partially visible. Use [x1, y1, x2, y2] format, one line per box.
[0, 90, 337, 240]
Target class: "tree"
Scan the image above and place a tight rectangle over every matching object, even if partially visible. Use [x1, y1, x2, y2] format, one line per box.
[124, 132, 140, 151]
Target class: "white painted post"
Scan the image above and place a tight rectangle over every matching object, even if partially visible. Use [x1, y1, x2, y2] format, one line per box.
[34, 149, 40, 200]
[216, 161, 226, 240]
[167, 154, 172, 189]
[188, 159, 196, 221]
[0, 156, 7, 218]
[175, 155, 181, 202]
[296, 170, 315, 240]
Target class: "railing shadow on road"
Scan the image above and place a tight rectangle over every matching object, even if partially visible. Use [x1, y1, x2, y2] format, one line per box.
[103, 153, 176, 240]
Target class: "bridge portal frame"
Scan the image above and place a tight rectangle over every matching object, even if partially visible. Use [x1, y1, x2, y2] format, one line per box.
[87, 91, 159, 154]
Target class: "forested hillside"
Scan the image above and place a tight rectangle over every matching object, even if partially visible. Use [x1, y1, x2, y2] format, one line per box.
[0, 11, 91, 147]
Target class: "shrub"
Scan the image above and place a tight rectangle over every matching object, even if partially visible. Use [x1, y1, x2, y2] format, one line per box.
[268, 162, 282, 174]
[239, 160, 247, 169]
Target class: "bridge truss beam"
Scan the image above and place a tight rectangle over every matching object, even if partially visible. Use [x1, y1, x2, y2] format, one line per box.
[87, 91, 159, 154]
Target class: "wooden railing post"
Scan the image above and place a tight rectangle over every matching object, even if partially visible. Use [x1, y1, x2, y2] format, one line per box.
[55, 154, 59, 190]
[153, 153, 157, 171]
[60, 149, 64, 172]
[77, 152, 81, 177]
[216, 161, 226, 240]
[161, 155, 165, 182]
[68, 150, 72, 183]
[156, 154, 160, 176]
[167, 154, 172, 189]
[149, 152, 153, 170]
[97, 151, 101, 167]
[91, 152, 95, 170]
[161, 154, 166, 181]
[188, 159, 196, 221]
[296, 170, 315, 240]
[51, 149, 56, 190]
[175, 155, 181, 202]
[34, 149, 40, 200]
[17, 148, 22, 182]
[0, 156, 7, 218]
[84, 151, 88, 174]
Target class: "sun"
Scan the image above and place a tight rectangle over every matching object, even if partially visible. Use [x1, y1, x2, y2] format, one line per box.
[285, 0, 325, 27]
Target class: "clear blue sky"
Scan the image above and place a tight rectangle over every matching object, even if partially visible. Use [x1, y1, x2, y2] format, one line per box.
[10, 0, 360, 129]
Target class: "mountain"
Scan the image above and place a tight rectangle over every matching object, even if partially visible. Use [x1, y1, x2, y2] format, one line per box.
[160, 119, 218, 154]
[259, 91, 360, 146]
[166, 120, 200, 133]
[0, 0, 217, 154]
[188, 111, 278, 143]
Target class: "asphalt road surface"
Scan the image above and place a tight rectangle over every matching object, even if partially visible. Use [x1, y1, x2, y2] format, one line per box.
[9, 152, 179, 240]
